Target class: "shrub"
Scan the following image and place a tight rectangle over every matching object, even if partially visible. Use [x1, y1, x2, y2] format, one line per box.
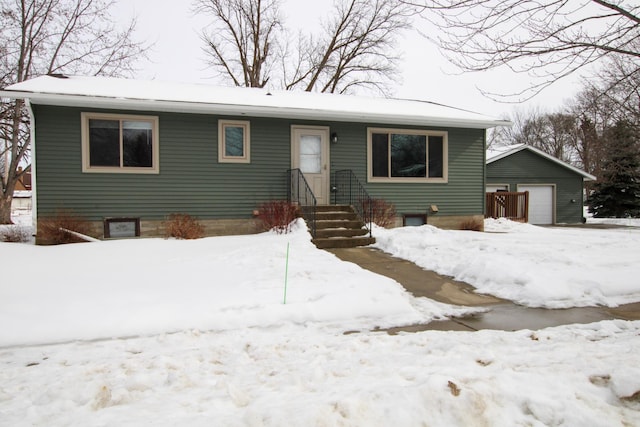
[164, 213, 205, 239]
[256, 200, 300, 234]
[460, 217, 483, 232]
[0, 226, 31, 243]
[360, 198, 396, 228]
[38, 210, 93, 244]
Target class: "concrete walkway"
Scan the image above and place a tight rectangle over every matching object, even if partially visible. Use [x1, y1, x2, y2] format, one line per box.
[327, 247, 639, 332]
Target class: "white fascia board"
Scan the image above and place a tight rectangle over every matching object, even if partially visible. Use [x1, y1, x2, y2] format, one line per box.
[0, 90, 512, 129]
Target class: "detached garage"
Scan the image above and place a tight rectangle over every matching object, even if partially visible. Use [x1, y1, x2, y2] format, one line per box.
[486, 144, 596, 224]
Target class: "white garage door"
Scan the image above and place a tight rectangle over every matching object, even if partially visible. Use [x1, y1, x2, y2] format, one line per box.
[519, 185, 554, 224]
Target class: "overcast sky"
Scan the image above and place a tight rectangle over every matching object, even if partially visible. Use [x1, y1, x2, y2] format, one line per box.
[113, 0, 584, 119]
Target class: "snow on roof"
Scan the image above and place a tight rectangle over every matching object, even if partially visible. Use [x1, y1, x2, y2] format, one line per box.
[487, 144, 596, 181]
[0, 75, 511, 129]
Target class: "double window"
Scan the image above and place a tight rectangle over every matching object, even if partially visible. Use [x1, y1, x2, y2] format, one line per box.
[218, 120, 250, 163]
[81, 113, 159, 173]
[368, 128, 447, 183]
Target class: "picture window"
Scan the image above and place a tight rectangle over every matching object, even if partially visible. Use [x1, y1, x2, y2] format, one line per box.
[81, 113, 159, 174]
[368, 128, 447, 183]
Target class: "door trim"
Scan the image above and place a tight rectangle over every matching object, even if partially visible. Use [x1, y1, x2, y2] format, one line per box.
[291, 125, 330, 205]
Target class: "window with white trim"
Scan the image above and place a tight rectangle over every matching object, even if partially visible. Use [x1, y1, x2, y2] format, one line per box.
[81, 112, 159, 173]
[218, 120, 250, 163]
[368, 128, 447, 183]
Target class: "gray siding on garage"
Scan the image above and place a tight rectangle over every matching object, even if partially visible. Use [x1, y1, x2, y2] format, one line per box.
[33, 105, 486, 221]
[486, 150, 585, 223]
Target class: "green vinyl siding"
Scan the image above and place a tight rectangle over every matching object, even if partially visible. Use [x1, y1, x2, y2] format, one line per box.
[33, 105, 486, 222]
[487, 150, 585, 223]
[34, 105, 290, 220]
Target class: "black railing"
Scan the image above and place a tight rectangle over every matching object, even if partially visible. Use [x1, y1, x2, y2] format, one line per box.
[287, 168, 317, 237]
[334, 170, 373, 238]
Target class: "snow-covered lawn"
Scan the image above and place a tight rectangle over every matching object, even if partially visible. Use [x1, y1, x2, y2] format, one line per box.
[1, 214, 640, 426]
[374, 218, 640, 308]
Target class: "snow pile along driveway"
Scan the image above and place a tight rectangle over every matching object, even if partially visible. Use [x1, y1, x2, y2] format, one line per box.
[374, 219, 640, 308]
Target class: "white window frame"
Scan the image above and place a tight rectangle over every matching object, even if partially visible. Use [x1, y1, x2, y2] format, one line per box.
[81, 112, 160, 174]
[367, 127, 448, 183]
[218, 120, 251, 163]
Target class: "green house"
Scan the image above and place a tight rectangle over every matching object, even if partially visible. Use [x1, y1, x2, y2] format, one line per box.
[486, 144, 596, 224]
[1, 75, 509, 243]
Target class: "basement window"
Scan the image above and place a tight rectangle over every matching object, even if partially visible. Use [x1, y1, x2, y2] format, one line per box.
[104, 217, 141, 238]
[403, 214, 427, 226]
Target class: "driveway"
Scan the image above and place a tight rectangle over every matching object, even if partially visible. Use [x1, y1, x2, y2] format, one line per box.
[327, 247, 638, 332]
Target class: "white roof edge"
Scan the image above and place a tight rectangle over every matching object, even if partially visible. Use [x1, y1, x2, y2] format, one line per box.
[487, 144, 596, 181]
[0, 76, 512, 129]
[0, 91, 510, 129]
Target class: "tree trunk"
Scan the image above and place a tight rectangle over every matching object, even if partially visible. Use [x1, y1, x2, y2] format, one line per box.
[0, 181, 17, 224]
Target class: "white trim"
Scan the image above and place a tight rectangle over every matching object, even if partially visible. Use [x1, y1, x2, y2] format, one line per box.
[487, 144, 596, 181]
[26, 99, 37, 232]
[218, 120, 251, 164]
[367, 127, 448, 183]
[486, 183, 510, 192]
[80, 112, 160, 174]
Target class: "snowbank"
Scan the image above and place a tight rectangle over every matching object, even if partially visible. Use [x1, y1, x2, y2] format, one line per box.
[374, 220, 640, 308]
[0, 220, 472, 347]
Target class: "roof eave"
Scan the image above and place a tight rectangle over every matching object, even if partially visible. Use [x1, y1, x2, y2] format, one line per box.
[0, 90, 511, 129]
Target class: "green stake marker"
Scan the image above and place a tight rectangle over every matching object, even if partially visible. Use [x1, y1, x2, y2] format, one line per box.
[283, 242, 290, 304]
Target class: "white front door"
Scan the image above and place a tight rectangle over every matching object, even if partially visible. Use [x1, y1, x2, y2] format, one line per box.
[291, 126, 330, 205]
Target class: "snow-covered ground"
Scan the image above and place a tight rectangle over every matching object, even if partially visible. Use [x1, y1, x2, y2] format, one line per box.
[374, 218, 640, 308]
[1, 213, 640, 426]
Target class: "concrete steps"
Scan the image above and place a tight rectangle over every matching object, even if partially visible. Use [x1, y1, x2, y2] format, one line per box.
[304, 205, 375, 249]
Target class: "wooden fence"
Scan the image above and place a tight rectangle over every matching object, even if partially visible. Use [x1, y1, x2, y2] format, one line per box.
[485, 191, 529, 223]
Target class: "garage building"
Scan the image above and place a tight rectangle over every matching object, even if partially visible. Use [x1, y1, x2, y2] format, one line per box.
[486, 144, 596, 224]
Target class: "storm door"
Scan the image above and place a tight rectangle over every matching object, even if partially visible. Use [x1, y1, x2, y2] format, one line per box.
[291, 126, 330, 205]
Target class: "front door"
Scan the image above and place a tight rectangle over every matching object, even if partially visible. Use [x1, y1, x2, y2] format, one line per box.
[291, 126, 330, 205]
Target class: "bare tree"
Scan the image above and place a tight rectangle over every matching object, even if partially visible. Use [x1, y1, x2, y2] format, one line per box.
[408, 0, 640, 101]
[284, 0, 413, 94]
[195, 0, 283, 88]
[502, 110, 577, 163]
[590, 48, 640, 126]
[196, 0, 414, 94]
[0, 0, 147, 224]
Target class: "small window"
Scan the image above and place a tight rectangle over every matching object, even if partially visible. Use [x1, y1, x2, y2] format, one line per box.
[367, 128, 447, 183]
[81, 113, 159, 173]
[104, 217, 141, 238]
[403, 214, 427, 226]
[219, 120, 250, 163]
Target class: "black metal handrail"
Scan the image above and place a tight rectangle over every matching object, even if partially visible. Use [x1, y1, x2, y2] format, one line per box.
[333, 170, 373, 238]
[287, 168, 317, 237]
